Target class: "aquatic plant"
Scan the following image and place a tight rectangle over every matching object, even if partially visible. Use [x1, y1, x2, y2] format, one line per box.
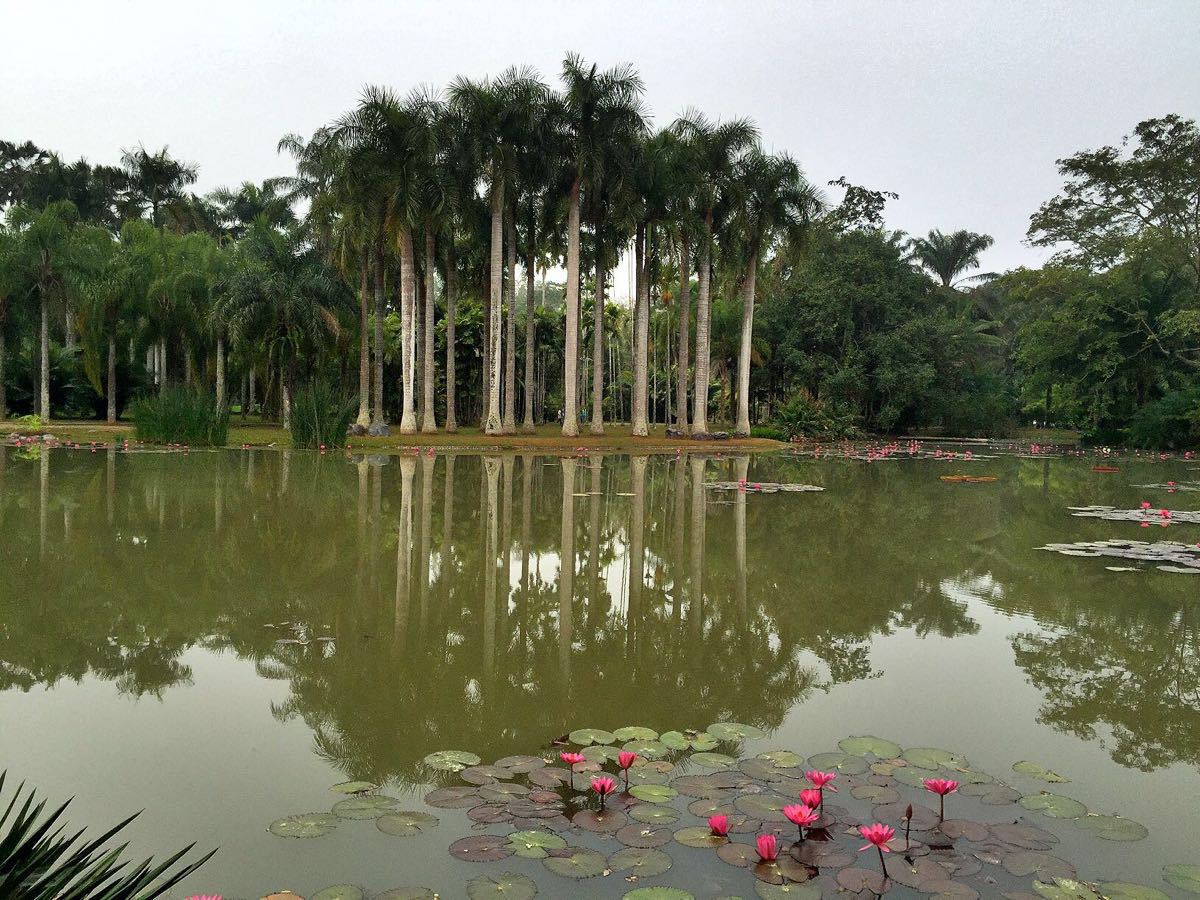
[618, 751, 638, 789]
[590, 776, 616, 810]
[782, 803, 818, 838]
[858, 822, 895, 876]
[754, 833, 779, 862]
[923, 777, 958, 821]
[132, 386, 229, 446]
[707, 814, 728, 836]
[804, 769, 837, 808]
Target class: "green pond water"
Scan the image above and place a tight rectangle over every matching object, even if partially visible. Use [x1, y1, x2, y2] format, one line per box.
[0, 446, 1197, 898]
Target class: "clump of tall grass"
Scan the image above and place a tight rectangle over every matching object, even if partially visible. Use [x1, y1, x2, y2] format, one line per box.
[290, 381, 356, 449]
[132, 386, 229, 446]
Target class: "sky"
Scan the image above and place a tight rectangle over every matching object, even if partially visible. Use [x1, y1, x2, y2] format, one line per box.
[3, 0, 1199, 296]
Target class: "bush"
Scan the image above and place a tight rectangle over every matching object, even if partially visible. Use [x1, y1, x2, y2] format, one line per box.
[132, 386, 229, 446]
[290, 381, 356, 449]
[750, 424, 788, 441]
[774, 389, 861, 440]
[1126, 387, 1200, 450]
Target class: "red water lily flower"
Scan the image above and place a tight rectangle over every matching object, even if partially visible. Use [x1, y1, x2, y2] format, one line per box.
[756, 833, 779, 862]
[708, 814, 729, 836]
[859, 822, 895, 875]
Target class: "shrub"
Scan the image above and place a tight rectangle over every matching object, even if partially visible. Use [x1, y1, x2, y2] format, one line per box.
[774, 389, 861, 440]
[132, 386, 229, 446]
[1126, 387, 1200, 450]
[290, 381, 356, 449]
[750, 424, 788, 441]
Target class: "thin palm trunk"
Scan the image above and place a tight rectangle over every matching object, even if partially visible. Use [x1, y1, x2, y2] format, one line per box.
[215, 332, 226, 414]
[503, 207, 517, 433]
[39, 292, 49, 420]
[445, 242, 458, 432]
[676, 233, 691, 431]
[589, 238, 605, 433]
[399, 227, 417, 433]
[522, 242, 536, 432]
[631, 222, 650, 436]
[485, 179, 504, 435]
[562, 176, 581, 436]
[373, 240, 386, 424]
[356, 251, 370, 427]
[422, 227, 437, 432]
[159, 337, 167, 393]
[106, 329, 117, 424]
[735, 254, 758, 436]
[558, 457, 576, 682]
[281, 368, 292, 430]
[0, 328, 6, 419]
[692, 215, 713, 433]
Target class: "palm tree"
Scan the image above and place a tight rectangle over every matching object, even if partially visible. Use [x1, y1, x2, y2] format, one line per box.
[208, 179, 297, 239]
[119, 145, 199, 227]
[81, 228, 137, 422]
[725, 150, 823, 435]
[0, 227, 23, 418]
[559, 54, 646, 436]
[671, 112, 758, 435]
[909, 229, 994, 288]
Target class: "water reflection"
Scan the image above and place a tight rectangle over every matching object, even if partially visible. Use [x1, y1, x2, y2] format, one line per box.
[0, 447, 1195, 784]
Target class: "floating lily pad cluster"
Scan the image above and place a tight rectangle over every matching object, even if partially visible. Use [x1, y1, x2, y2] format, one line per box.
[1067, 505, 1200, 526]
[261, 727, 1195, 899]
[1036, 539, 1200, 574]
[704, 482, 825, 494]
[1133, 482, 1200, 493]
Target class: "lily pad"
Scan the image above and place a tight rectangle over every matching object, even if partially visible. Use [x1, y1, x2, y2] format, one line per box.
[1013, 761, 1070, 783]
[690, 751, 736, 769]
[329, 781, 377, 794]
[542, 847, 607, 879]
[424, 786, 480, 808]
[1031, 878, 1095, 899]
[850, 783, 900, 804]
[754, 883, 821, 899]
[839, 735, 902, 758]
[903, 747, 967, 770]
[1074, 814, 1148, 841]
[670, 774, 730, 799]
[707, 721, 766, 742]
[506, 830, 567, 859]
[805, 751, 867, 775]
[674, 825, 728, 848]
[629, 804, 681, 825]
[716, 841, 757, 867]
[989, 822, 1059, 850]
[1002, 851, 1076, 880]
[616, 822, 673, 848]
[734, 793, 790, 822]
[661, 730, 718, 752]
[757, 749, 805, 767]
[466, 873, 537, 900]
[1164, 864, 1200, 894]
[580, 744, 621, 763]
[312, 887, 365, 900]
[569, 727, 616, 746]
[495, 755, 546, 773]
[959, 781, 1021, 804]
[269, 812, 338, 838]
[1099, 884, 1169, 900]
[613, 726, 659, 741]
[376, 811, 439, 836]
[449, 835, 514, 862]
[333, 795, 398, 820]
[624, 889, 695, 900]
[374, 890, 437, 900]
[629, 784, 678, 803]
[423, 749, 481, 772]
[1019, 793, 1088, 819]
[623, 739, 669, 759]
[573, 808, 628, 833]
[609, 847, 672, 877]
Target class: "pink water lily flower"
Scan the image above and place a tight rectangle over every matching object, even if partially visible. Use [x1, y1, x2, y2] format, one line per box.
[1140, 501, 1152, 509]
[924, 777, 958, 821]
[560, 751, 585, 767]
[755, 833, 779, 862]
[591, 776, 617, 809]
[805, 770, 837, 789]
[783, 803, 819, 837]
[859, 822, 895, 875]
[708, 813, 729, 836]
[799, 788, 822, 808]
[618, 751, 637, 769]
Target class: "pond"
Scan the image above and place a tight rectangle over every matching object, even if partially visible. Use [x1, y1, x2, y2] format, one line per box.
[0, 445, 1197, 898]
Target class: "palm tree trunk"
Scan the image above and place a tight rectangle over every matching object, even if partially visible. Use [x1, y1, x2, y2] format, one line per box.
[422, 227, 438, 432]
[248, 367, 256, 418]
[281, 368, 292, 431]
[39, 292, 50, 420]
[590, 237, 605, 434]
[399, 226, 417, 434]
[735, 254, 757, 436]
[0, 326, 8, 420]
[445, 244, 458, 432]
[485, 179, 504, 435]
[215, 332, 226, 413]
[373, 240, 386, 425]
[562, 175, 581, 437]
[159, 337, 168, 393]
[356, 251, 370, 427]
[522, 241, 536, 432]
[558, 457, 576, 682]
[503, 207, 517, 434]
[692, 216, 713, 434]
[414, 266, 424, 424]
[676, 232, 691, 431]
[106, 329, 117, 424]
[631, 222, 650, 436]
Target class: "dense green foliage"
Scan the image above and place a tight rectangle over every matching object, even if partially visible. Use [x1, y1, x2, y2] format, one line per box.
[290, 382, 356, 449]
[0, 770, 212, 898]
[132, 385, 229, 446]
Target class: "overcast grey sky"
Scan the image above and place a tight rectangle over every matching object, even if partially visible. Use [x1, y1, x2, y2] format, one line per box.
[4, 0, 1198, 288]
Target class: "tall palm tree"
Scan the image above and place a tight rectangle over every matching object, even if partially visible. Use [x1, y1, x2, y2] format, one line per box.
[725, 150, 823, 435]
[909, 229, 994, 288]
[671, 112, 758, 435]
[119, 145, 199, 227]
[559, 54, 646, 436]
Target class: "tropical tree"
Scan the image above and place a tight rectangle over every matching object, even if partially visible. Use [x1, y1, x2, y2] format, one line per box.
[909, 229, 994, 288]
[119, 145, 199, 227]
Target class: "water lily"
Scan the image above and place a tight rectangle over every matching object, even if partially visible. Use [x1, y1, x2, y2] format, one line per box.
[923, 778, 958, 821]
[755, 833, 779, 862]
[783, 803, 819, 838]
[618, 750, 637, 788]
[560, 751, 585, 769]
[708, 813, 729, 836]
[858, 822, 895, 875]
[804, 770, 837, 808]
[799, 788, 822, 809]
[1141, 500, 1152, 510]
[591, 776, 616, 809]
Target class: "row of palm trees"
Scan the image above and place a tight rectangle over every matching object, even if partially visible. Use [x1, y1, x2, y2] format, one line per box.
[284, 55, 824, 437]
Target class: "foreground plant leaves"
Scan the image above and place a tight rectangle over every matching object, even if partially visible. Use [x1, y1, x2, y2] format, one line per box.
[466, 872, 538, 900]
[1013, 761, 1070, 783]
[541, 847, 607, 878]
[1073, 814, 1148, 841]
[268, 812, 338, 838]
[423, 750, 481, 772]
[375, 811, 439, 836]
[838, 735, 902, 758]
[1018, 793, 1088, 819]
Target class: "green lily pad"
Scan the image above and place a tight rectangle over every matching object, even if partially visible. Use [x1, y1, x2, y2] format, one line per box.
[1031, 878, 1095, 899]
[423, 749, 481, 772]
[312, 886, 364, 900]
[755, 883, 821, 899]
[1003, 851, 1076, 880]
[614, 726, 659, 741]
[1075, 814, 1148, 841]
[329, 781, 377, 794]
[627, 765, 670, 786]
[375, 811, 439, 836]
[1163, 864, 1200, 894]
[624, 889, 695, 900]
[674, 825, 728, 848]
[580, 744, 621, 763]
[805, 751, 867, 775]
[1019, 793, 1088, 819]
[902, 747, 967, 770]
[707, 721, 766, 742]
[467, 872, 538, 900]
[608, 847, 672, 877]
[661, 730, 717, 751]
[449, 835, 514, 862]
[629, 804, 681, 825]
[691, 751, 736, 769]
[374, 890, 437, 900]
[269, 812, 338, 838]
[506, 830, 568, 859]
[959, 780, 1021, 804]
[542, 847, 607, 879]
[1099, 884, 1170, 899]
[622, 739, 669, 759]
[616, 822, 673, 848]
[757, 749, 804, 767]
[629, 784, 678, 803]
[839, 735, 902, 758]
[333, 795, 398, 820]
[851, 783, 900, 803]
[1013, 760, 1070, 783]
[569, 727, 616, 746]
[734, 793, 790, 822]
